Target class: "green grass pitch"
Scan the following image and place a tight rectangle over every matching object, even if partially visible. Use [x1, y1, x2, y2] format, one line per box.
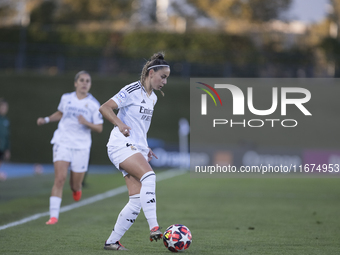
[0, 170, 340, 254]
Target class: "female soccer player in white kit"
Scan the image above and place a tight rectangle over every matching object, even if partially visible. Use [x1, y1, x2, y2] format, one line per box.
[37, 71, 103, 225]
[99, 52, 170, 250]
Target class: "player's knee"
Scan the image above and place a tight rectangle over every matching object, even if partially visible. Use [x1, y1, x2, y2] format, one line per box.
[140, 171, 156, 183]
[54, 177, 66, 188]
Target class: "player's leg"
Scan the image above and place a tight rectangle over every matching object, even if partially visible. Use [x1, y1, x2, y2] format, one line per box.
[104, 174, 141, 250]
[46, 160, 69, 224]
[119, 153, 162, 241]
[51, 160, 69, 197]
[69, 148, 90, 201]
[69, 171, 86, 201]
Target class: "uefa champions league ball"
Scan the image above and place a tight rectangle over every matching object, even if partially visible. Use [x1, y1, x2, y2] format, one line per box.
[163, 224, 192, 252]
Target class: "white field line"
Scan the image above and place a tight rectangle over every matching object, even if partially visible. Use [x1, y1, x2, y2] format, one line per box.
[0, 169, 186, 231]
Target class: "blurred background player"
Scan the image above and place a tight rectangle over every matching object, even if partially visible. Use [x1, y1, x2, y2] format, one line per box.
[37, 71, 103, 225]
[0, 98, 10, 181]
[99, 52, 170, 250]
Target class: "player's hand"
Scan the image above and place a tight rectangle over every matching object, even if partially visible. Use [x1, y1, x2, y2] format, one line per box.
[78, 115, 89, 125]
[147, 148, 158, 162]
[37, 117, 46, 126]
[118, 124, 131, 137]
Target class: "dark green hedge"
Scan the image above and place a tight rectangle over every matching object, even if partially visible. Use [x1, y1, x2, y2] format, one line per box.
[0, 26, 316, 75]
[0, 27, 258, 64]
[121, 31, 259, 64]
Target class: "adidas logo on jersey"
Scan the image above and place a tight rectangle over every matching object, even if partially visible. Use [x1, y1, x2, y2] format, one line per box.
[141, 99, 146, 104]
[147, 198, 156, 203]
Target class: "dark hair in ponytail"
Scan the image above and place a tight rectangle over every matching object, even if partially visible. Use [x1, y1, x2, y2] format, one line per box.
[140, 52, 169, 96]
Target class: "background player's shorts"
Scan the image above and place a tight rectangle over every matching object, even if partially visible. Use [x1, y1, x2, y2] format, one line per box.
[53, 144, 90, 173]
[107, 139, 149, 177]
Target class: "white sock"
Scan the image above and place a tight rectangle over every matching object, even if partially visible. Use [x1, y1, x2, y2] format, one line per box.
[140, 172, 159, 230]
[49, 196, 62, 219]
[107, 194, 141, 244]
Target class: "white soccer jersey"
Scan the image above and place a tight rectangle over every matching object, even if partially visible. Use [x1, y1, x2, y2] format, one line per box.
[51, 92, 103, 149]
[107, 81, 157, 149]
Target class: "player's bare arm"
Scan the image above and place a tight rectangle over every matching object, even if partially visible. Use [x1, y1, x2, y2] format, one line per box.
[99, 99, 131, 137]
[37, 111, 63, 126]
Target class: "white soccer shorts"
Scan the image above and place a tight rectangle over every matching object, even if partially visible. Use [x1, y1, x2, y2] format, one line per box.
[53, 144, 90, 173]
[107, 137, 149, 177]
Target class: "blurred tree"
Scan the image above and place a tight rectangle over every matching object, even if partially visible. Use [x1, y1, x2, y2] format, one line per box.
[247, 0, 292, 22]
[329, 0, 340, 38]
[188, 0, 292, 22]
[0, 0, 42, 26]
[319, 0, 340, 76]
[30, 0, 56, 24]
[319, 37, 340, 76]
[28, 0, 134, 25]
[54, 0, 133, 24]
[0, 1, 16, 18]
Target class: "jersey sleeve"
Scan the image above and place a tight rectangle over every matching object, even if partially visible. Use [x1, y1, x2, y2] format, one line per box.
[87, 95, 104, 125]
[111, 87, 133, 109]
[57, 94, 66, 112]
[92, 106, 104, 125]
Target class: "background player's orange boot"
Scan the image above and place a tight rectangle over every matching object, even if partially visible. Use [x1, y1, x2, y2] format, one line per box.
[73, 190, 82, 201]
[46, 217, 58, 225]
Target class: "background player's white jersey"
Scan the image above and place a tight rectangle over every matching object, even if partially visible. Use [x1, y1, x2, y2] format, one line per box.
[51, 92, 103, 149]
[107, 81, 157, 149]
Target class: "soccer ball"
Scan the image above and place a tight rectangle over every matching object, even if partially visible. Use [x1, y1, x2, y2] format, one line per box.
[163, 224, 192, 252]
